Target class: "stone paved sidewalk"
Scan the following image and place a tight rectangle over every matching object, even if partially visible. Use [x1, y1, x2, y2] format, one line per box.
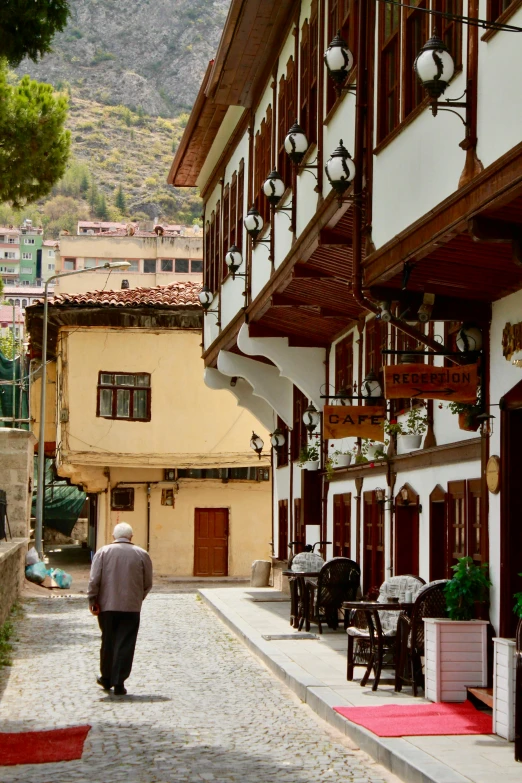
[0, 590, 401, 783]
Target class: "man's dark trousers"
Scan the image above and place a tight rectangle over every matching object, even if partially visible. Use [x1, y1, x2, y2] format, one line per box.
[98, 611, 140, 687]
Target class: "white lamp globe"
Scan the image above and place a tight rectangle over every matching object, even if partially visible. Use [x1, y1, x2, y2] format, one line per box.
[225, 245, 243, 275]
[262, 170, 285, 205]
[456, 325, 482, 353]
[198, 285, 214, 310]
[284, 121, 309, 164]
[324, 32, 354, 84]
[244, 207, 264, 239]
[250, 431, 264, 458]
[361, 370, 382, 399]
[270, 429, 286, 448]
[325, 140, 356, 194]
[414, 35, 455, 98]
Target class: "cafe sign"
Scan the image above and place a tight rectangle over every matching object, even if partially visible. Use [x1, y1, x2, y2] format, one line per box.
[323, 406, 386, 441]
[384, 363, 478, 403]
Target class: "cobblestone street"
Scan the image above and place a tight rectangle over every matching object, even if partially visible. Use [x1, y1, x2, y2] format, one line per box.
[0, 590, 398, 783]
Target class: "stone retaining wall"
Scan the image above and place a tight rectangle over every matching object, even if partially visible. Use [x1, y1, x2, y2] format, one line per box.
[0, 539, 27, 625]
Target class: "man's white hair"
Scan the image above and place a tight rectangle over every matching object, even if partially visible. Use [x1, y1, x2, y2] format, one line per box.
[113, 522, 133, 540]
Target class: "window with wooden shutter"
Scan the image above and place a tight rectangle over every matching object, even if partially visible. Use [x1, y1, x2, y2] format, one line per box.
[222, 186, 230, 280]
[277, 60, 295, 190]
[236, 161, 244, 252]
[278, 499, 289, 560]
[333, 493, 351, 557]
[436, 1, 463, 70]
[300, 5, 318, 147]
[229, 173, 237, 248]
[404, 1, 429, 119]
[326, 0, 359, 114]
[254, 108, 272, 226]
[204, 220, 211, 288]
[446, 478, 484, 568]
[214, 200, 221, 292]
[364, 317, 386, 400]
[378, 2, 401, 141]
[209, 211, 216, 292]
[291, 386, 308, 461]
[335, 332, 354, 394]
[302, 470, 323, 526]
[487, 0, 518, 23]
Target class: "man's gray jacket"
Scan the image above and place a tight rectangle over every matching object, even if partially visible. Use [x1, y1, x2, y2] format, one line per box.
[87, 538, 153, 612]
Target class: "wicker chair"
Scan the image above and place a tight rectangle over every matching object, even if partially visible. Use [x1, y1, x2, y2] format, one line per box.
[346, 574, 426, 690]
[301, 558, 360, 634]
[394, 579, 449, 696]
[515, 619, 522, 761]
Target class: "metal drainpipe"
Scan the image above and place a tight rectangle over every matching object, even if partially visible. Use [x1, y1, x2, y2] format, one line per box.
[146, 483, 151, 553]
[351, 0, 455, 359]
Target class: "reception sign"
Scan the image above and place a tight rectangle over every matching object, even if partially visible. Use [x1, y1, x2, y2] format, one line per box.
[323, 406, 386, 441]
[384, 363, 478, 403]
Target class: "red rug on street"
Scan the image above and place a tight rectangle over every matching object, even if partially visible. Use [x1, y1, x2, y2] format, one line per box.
[333, 701, 492, 737]
[0, 725, 91, 766]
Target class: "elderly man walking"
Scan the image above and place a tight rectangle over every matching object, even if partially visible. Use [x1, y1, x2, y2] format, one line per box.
[88, 522, 153, 695]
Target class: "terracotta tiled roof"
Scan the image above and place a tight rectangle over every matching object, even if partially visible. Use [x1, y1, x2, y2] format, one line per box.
[48, 280, 203, 309]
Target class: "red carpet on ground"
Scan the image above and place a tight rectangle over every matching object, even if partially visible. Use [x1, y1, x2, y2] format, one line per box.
[0, 726, 91, 766]
[333, 701, 492, 737]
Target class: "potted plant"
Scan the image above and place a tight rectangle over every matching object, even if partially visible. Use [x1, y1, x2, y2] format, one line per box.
[492, 575, 522, 740]
[400, 406, 428, 450]
[298, 443, 319, 471]
[332, 447, 352, 468]
[447, 400, 482, 432]
[424, 557, 491, 703]
[365, 439, 386, 460]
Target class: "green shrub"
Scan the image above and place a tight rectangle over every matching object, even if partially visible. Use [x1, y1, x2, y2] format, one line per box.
[444, 557, 492, 621]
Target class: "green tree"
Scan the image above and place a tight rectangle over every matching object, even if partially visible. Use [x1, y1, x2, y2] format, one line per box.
[96, 193, 109, 220]
[0, 0, 70, 67]
[88, 180, 99, 214]
[114, 185, 126, 213]
[0, 63, 71, 207]
[79, 172, 90, 195]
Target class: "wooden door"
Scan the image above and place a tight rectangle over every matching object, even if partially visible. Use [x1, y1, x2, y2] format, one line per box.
[278, 500, 288, 560]
[194, 508, 229, 577]
[429, 485, 447, 580]
[294, 498, 304, 551]
[363, 491, 385, 594]
[501, 398, 522, 637]
[395, 501, 419, 576]
[333, 493, 351, 558]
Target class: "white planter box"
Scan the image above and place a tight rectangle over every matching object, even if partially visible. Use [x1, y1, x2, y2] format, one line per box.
[493, 637, 516, 740]
[401, 434, 423, 450]
[424, 618, 488, 702]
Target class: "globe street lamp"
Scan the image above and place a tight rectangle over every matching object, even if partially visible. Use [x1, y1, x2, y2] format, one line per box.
[34, 260, 131, 558]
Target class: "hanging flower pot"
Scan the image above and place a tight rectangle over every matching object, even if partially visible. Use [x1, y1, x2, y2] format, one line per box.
[335, 453, 352, 468]
[303, 460, 320, 471]
[401, 434, 423, 451]
[458, 412, 480, 432]
[366, 443, 385, 460]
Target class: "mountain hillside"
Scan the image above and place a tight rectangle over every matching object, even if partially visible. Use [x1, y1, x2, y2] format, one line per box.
[18, 0, 230, 116]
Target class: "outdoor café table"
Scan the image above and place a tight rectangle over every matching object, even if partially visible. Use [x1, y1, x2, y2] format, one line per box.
[283, 570, 320, 630]
[342, 600, 414, 690]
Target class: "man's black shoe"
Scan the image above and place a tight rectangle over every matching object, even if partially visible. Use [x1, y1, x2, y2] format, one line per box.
[96, 677, 111, 690]
[113, 685, 127, 696]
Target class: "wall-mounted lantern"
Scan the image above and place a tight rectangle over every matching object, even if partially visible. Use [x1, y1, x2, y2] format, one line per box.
[262, 170, 286, 206]
[476, 412, 495, 439]
[198, 284, 220, 326]
[284, 122, 309, 165]
[375, 487, 386, 504]
[400, 486, 410, 505]
[244, 207, 264, 241]
[361, 369, 382, 399]
[250, 431, 265, 459]
[456, 324, 482, 353]
[303, 403, 320, 434]
[325, 140, 356, 194]
[270, 428, 286, 448]
[324, 31, 355, 95]
[414, 34, 469, 127]
[224, 245, 244, 279]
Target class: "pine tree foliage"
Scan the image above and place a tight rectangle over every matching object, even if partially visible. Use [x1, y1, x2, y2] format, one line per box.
[0, 0, 70, 67]
[0, 63, 71, 207]
[114, 185, 126, 213]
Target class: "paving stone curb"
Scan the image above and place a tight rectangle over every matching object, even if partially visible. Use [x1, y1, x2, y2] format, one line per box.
[199, 589, 472, 783]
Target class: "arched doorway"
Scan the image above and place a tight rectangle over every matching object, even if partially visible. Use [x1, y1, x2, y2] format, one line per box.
[394, 484, 419, 577]
[500, 378, 522, 637]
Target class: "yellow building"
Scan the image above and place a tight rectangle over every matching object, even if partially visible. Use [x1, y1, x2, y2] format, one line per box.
[26, 281, 272, 577]
[55, 228, 203, 295]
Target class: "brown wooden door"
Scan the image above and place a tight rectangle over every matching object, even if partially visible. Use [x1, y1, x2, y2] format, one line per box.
[501, 401, 522, 637]
[429, 485, 447, 580]
[363, 491, 385, 594]
[395, 502, 419, 576]
[278, 500, 288, 560]
[333, 493, 351, 558]
[194, 508, 229, 577]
